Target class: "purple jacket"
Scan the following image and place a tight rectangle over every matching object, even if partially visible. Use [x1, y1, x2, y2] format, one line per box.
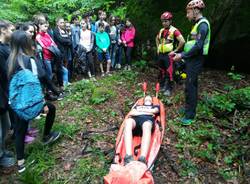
[121, 26, 136, 48]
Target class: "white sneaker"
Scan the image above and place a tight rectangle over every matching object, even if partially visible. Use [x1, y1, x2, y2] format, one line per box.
[87, 71, 92, 78]
[127, 65, 131, 71]
[117, 64, 121, 69]
[106, 72, 112, 76]
[35, 115, 42, 120]
[124, 65, 128, 70]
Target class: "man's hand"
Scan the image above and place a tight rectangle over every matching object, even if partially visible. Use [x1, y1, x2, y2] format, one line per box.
[103, 48, 107, 52]
[43, 105, 49, 114]
[173, 53, 182, 62]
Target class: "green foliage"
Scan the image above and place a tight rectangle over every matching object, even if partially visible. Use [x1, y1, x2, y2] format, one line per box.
[53, 122, 81, 137]
[74, 154, 108, 182]
[194, 125, 220, 141]
[111, 6, 127, 20]
[0, 0, 115, 23]
[180, 159, 198, 177]
[133, 60, 148, 71]
[90, 87, 114, 105]
[206, 93, 236, 114]
[227, 72, 244, 81]
[196, 103, 214, 118]
[19, 143, 56, 183]
[194, 143, 216, 163]
[203, 86, 250, 116]
[229, 87, 250, 108]
[218, 168, 238, 180]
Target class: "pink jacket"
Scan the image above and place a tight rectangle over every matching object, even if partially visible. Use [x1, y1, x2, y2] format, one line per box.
[121, 26, 136, 48]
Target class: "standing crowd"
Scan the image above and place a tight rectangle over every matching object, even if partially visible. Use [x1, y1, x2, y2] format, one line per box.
[0, 0, 210, 174]
[0, 10, 136, 173]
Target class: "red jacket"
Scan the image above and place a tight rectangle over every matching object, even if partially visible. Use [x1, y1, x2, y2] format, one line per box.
[36, 32, 56, 60]
[121, 26, 136, 48]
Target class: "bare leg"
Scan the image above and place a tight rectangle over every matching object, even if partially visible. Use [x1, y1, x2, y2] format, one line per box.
[100, 63, 104, 73]
[124, 118, 136, 155]
[140, 121, 152, 157]
[106, 60, 111, 73]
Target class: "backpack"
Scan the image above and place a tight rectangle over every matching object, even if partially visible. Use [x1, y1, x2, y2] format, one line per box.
[9, 58, 44, 121]
[75, 44, 88, 74]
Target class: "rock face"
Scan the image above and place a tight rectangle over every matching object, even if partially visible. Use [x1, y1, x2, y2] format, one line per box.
[126, 0, 250, 72]
[206, 0, 250, 72]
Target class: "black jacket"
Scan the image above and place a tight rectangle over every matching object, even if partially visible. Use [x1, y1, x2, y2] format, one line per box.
[53, 27, 72, 61]
[0, 42, 10, 114]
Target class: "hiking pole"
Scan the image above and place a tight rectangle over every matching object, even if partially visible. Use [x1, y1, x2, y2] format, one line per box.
[156, 82, 160, 98]
[143, 82, 147, 97]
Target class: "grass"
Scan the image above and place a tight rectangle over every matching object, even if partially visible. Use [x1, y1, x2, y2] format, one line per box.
[12, 69, 140, 183]
[2, 66, 249, 183]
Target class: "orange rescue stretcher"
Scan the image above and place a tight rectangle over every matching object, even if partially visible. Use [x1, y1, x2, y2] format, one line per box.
[104, 83, 166, 184]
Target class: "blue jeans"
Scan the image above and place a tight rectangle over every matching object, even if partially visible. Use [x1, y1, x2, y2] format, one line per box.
[110, 43, 117, 67]
[62, 66, 69, 86]
[116, 45, 123, 65]
[44, 60, 53, 80]
[0, 111, 10, 157]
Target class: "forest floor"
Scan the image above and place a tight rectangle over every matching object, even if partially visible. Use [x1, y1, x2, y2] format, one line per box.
[0, 63, 250, 184]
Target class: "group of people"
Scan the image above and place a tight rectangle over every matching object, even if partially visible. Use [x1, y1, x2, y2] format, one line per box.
[0, 0, 210, 174]
[0, 10, 136, 173]
[72, 11, 136, 77]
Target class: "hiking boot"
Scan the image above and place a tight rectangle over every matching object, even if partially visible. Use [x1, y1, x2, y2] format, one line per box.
[163, 89, 171, 96]
[180, 118, 194, 126]
[138, 156, 147, 165]
[124, 154, 134, 165]
[43, 131, 61, 145]
[0, 155, 15, 168]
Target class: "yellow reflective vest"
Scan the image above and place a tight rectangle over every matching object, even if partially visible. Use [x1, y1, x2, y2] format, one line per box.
[184, 18, 211, 55]
[157, 26, 177, 53]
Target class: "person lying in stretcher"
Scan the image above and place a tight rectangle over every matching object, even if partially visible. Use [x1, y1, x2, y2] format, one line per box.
[124, 95, 160, 165]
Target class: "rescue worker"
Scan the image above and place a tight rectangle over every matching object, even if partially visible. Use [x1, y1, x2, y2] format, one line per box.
[156, 11, 185, 96]
[173, 0, 211, 125]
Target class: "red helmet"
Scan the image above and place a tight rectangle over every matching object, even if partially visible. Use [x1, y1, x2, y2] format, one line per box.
[161, 12, 173, 20]
[186, 0, 205, 10]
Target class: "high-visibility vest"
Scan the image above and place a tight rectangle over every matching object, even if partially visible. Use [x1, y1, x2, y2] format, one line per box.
[184, 18, 211, 55]
[157, 26, 177, 53]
